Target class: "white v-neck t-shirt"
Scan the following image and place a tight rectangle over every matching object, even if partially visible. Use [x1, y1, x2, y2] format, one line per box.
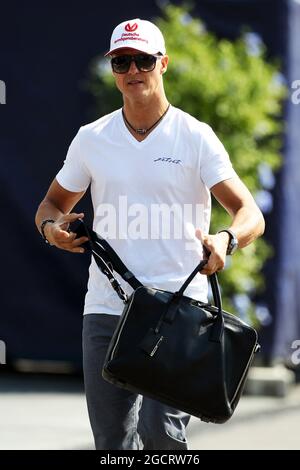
[56, 105, 237, 315]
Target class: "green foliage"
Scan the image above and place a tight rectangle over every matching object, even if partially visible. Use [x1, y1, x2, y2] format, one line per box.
[88, 3, 286, 320]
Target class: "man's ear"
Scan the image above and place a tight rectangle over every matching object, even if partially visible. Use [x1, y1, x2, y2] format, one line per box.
[160, 55, 169, 74]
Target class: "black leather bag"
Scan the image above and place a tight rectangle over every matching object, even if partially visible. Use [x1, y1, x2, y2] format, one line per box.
[76, 221, 260, 424]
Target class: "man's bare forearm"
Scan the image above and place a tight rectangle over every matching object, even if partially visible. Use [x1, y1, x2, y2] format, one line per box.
[212, 177, 265, 250]
[229, 205, 265, 248]
[35, 178, 86, 235]
[35, 199, 65, 235]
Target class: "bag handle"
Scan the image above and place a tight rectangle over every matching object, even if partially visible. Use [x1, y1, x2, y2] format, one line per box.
[165, 257, 224, 342]
[175, 261, 222, 313]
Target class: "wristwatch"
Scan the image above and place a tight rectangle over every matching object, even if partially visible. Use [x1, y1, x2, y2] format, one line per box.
[217, 229, 238, 255]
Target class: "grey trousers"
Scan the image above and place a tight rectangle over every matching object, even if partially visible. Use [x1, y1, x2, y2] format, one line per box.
[82, 313, 191, 450]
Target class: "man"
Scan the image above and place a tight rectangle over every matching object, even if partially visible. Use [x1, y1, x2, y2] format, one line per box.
[35, 18, 265, 450]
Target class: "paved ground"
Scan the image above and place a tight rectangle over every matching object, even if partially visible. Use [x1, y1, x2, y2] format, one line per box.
[0, 371, 299, 450]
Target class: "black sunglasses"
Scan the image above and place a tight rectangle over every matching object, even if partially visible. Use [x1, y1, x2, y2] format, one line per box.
[111, 54, 162, 74]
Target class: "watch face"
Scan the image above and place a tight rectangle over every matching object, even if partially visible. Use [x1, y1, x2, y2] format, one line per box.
[229, 241, 238, 255]
[223, 230, 238, 255]
[227, 237, 238, 255]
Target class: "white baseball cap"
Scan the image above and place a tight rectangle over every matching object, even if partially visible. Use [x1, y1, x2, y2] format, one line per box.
[104, 18, 166, 56]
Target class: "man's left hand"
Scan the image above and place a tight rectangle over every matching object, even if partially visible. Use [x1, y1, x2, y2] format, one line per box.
[195, 228, 229, 275]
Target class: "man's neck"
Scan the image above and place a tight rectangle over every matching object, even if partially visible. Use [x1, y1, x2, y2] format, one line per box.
[123, 94, 169, 131]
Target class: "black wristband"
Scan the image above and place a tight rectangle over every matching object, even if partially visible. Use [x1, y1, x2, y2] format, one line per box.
[40, 219, 55, 244]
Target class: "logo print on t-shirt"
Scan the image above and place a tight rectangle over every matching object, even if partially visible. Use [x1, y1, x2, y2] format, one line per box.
[154, 157, 182, 164]
[125, 22, 138, 32]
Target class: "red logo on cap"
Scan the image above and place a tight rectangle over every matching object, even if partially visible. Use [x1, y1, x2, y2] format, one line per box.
[125, 22, 138, 32]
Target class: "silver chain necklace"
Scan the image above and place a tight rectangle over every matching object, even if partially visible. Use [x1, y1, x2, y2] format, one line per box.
[122, 104, 170, 135]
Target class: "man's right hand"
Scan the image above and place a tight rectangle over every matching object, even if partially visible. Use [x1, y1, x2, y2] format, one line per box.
[44, 212, 89, 253]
